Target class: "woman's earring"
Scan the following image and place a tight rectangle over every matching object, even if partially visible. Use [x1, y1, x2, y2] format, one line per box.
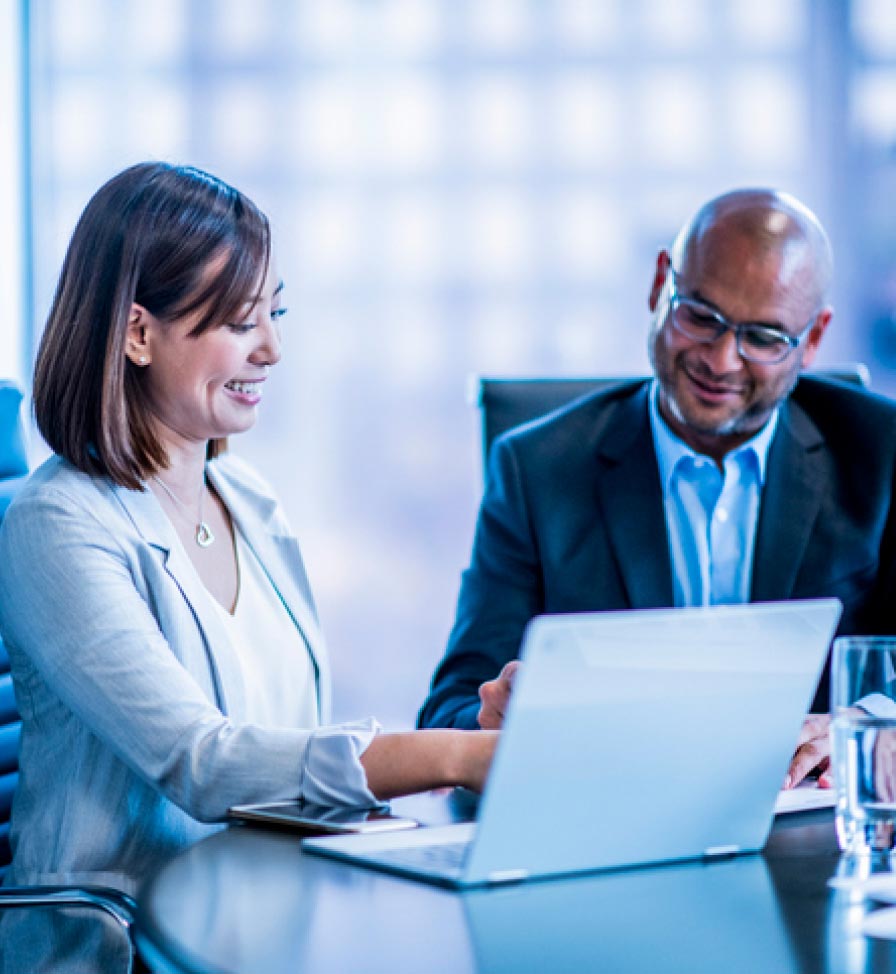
[139, 356, 148, 365]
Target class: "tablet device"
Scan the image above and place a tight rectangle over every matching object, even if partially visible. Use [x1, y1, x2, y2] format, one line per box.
[228, 800, 419, 835]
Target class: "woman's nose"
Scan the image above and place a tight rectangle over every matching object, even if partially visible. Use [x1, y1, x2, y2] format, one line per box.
[252, 314, 281, 367]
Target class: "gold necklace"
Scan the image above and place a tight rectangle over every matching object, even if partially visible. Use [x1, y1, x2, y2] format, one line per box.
[153, 473, 216, 548]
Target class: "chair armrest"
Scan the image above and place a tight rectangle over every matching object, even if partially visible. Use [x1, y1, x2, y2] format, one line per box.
[0, 884, 137, 932]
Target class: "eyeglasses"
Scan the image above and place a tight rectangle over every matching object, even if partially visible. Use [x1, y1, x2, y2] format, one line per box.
[665, 270, 816, 365]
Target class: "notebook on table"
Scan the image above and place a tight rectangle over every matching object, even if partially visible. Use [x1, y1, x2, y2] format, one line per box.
[303, 599, 842, 888]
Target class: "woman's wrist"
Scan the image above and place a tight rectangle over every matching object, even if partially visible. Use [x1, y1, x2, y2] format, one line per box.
[360, 729, 498, 800]
[445, 729, 498, 793]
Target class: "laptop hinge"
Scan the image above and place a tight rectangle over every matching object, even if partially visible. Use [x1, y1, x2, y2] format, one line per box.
[487, 868, 529, 884]
[703, 845, 740, 859]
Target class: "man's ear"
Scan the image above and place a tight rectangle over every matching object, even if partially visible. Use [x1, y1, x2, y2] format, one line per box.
[799, 307, 833, 370]
[648, 250, 672, 313]
[125, 304, 152, 367]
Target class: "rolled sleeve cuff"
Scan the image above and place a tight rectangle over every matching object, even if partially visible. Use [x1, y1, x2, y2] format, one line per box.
[300, 717, 382, 807]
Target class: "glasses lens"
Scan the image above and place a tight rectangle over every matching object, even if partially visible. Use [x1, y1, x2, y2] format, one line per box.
[671, 293, 795, 364]
[738, 325, 791, 364]
[671, 299, 724, 342]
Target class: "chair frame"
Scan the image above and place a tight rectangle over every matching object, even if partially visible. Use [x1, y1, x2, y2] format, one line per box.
[0, 884, 136, 930]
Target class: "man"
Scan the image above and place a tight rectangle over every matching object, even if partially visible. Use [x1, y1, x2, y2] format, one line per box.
[418, 189, 896, 788]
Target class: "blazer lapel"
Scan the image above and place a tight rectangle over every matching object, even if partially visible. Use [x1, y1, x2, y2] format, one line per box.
[207, 463, 332, 723]
[111, 481, 244, 715]
[593, 387, 674, 608]
[751, 398, 827, 602]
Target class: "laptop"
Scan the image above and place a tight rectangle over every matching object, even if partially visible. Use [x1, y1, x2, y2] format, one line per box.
[303, 599, 842, 888]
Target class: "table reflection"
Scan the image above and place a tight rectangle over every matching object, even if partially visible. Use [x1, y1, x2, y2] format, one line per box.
[462, 856, 792, 974]
[140, 825, 474, 974]
[138, 800, 896, 974]
[143, 826, 796, 974]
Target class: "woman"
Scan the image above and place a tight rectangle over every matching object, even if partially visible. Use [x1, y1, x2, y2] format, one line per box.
[0, 162, 496, 896]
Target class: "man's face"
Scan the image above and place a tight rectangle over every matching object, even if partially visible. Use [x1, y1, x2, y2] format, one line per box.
[647, 232, 830, 460]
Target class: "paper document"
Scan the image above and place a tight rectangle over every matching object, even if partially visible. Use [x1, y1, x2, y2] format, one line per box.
[774, 785, 836, 814]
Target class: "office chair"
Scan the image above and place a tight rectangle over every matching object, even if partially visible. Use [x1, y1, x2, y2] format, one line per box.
[0, 380, 137, 945]
[474, 365, 871, 475]
[0, 380, 28, 523]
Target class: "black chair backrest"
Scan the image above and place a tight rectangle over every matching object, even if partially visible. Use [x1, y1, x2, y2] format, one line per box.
[476, 365, 871, 474]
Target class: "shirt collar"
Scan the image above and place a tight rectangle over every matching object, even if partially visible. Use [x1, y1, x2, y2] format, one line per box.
[648, 379, 779, 488]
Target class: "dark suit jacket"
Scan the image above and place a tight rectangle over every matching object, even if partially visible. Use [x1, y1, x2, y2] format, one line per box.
[418, 376, 896, 728]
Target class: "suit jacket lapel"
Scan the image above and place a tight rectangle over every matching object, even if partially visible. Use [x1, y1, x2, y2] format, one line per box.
[594, 386, 674, 608]
[751, 398, 827, 601]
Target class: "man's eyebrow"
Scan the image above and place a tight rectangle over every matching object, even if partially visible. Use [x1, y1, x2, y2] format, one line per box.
[690, 287, 788, 333]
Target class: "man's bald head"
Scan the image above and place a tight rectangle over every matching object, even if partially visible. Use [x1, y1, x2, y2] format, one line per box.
[670, 189, 833, 310]
[647, 187, 835, 463]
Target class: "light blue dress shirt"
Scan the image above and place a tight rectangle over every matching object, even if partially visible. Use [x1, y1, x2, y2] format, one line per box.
[648, 382, 778, 607]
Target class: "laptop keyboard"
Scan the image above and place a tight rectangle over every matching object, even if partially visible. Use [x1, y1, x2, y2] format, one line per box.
[373, 840, 472, 874]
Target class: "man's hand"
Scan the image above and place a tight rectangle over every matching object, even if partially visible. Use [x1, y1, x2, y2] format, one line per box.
[785, 714, 831, 789]
[477, 661, 521, 730]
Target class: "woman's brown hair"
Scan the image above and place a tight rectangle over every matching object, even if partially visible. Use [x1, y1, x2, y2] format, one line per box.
[33, 162, 271, 489]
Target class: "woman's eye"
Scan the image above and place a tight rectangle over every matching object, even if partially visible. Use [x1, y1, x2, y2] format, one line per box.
[227, 322, 256, 334]
[271, 307, 287, 321]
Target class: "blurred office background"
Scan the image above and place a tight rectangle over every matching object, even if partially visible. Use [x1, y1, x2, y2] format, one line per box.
[4, 0, 896, 726]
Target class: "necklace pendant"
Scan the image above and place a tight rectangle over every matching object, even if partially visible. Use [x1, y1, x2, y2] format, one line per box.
[196, 521, 215, 548]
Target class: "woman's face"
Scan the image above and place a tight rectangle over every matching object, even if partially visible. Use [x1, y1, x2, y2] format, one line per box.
[129, 254, 283, 454]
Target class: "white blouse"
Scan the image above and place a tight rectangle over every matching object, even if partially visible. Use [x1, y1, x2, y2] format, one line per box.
[208, 526, 380, 808]
[212, 529, 320, 729]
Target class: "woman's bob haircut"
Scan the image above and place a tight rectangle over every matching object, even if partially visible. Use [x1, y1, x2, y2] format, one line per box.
[33, 161, 271, 489]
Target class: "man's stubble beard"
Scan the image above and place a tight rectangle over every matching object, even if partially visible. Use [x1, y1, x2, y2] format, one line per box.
[653, 343, 802, 441]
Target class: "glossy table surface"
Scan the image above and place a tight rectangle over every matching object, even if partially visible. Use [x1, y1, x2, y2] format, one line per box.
[137, 790, 896, 974]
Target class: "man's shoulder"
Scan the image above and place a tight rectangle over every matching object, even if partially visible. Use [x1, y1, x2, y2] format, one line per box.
[501, 377, 648, 449]
[786, 375, 896, 465]
[792, 374, 896, 426]
[483, 379, 651, 492]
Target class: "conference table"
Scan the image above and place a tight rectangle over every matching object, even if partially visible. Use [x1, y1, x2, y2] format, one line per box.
[136, 789, 896, 974]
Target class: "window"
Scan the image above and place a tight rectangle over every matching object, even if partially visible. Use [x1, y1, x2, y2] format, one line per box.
[28, 0, 889, 725]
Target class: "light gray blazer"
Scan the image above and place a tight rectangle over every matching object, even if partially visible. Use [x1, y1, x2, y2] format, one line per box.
[0, 453, 348, 886]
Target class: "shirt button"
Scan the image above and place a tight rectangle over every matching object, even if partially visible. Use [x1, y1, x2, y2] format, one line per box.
[715, 507, 729, 523]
